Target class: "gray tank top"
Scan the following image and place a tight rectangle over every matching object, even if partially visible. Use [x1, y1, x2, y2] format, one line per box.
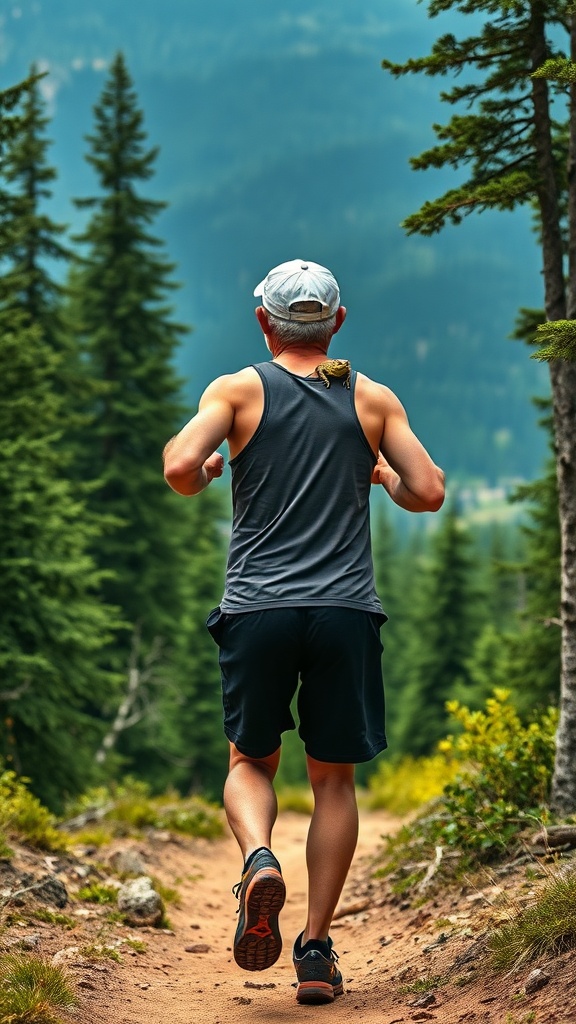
[220, 361, 385, 617]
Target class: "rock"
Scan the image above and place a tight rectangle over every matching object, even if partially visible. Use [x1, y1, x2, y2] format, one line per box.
[185, 943, 212, 953]
[6, 933, 41, 951]
[108, 849, 147, 876]
[117, 876, 164, 928]
[524, 968, 550, 995]
[52, 946, 86, 966]
[413, 993, 437, 1008]
[34, 875, 68, 908]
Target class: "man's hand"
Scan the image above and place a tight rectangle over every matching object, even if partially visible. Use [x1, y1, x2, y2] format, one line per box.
[371, 452, 396, 488]
[203, 452, 225, 483]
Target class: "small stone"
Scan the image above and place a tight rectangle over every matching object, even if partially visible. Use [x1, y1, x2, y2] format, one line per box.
[185, 943, 211, 954]
[524, 968, 550, 995]
[117, 876, 164, 928]
[109, 849, 148, 876]
[34, 875, 68, 908]
[244, 981, 276, 989]
[413, 994, 437, 1008]
[52, 946, 86, 966]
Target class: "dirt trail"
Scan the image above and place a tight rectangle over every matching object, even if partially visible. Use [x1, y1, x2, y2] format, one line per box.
[76, 810, 576, 1024]
[84, 810, 403, 1024]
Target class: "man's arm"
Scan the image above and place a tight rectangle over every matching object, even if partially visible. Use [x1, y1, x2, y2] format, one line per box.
[163, 377, 235, 496]
[373, 392, 445, 512]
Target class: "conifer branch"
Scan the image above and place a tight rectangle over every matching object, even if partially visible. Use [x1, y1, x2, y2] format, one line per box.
[532, 319, 576, 361]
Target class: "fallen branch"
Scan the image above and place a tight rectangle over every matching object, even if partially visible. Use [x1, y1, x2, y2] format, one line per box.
[417, 845, 444, 892]
[333, 899, 372, 920]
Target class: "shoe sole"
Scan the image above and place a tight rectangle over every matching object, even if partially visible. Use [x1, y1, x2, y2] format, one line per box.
[234, 868, 285, 971]
[296, 980, 344, 1004]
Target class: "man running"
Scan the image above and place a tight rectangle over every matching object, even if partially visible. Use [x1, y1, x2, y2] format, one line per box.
[163, 259, 445, 1004]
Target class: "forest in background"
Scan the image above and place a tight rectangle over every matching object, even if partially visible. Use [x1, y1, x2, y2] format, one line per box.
[0, 52, 562, 813]
[1, 0, 550, 486]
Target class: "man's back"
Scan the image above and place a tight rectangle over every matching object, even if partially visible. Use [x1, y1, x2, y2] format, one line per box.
[221, 361, 383, 614]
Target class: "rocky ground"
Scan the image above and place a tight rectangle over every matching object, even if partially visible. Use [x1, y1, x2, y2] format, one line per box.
[1, 809, 575, 1024]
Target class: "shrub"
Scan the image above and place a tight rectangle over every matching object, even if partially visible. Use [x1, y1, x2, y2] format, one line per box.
[0, 766, 66, 852]
[63, 778, 224, 841]
[368, 754, 460, 815]
[374, 691, 559, 887]
[437, 690, 557, 857]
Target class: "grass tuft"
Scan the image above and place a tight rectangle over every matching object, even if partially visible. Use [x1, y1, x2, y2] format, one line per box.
[488, 867, 576, 970]
[0, 952, 76, 1023]
[76, 882, 117, 905]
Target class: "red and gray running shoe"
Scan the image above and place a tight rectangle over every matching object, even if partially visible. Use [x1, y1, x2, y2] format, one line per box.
[293, 932, 344, 1003]
[232, 847, 285, 971]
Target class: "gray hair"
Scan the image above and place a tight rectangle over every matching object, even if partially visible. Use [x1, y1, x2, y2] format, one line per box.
[266, 311, 336, 349]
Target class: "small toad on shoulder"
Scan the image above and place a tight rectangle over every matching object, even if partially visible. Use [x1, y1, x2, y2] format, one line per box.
[315, 359, 351, 389]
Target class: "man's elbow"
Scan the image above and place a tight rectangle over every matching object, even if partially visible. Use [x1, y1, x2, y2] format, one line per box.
[164, 457, 197, 496]
[424, 471, 446, 512]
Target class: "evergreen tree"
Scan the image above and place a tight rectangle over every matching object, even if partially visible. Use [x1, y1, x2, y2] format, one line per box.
[71, 52, 188, 666]
[173, 487, 228, 799]
[383, 1, 576, 812]
[505, 410, 561, 710]
[394, 502, 485, 755]
[0, 76, 120, 811]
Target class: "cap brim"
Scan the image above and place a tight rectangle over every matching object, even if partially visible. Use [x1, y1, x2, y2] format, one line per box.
[253, 279, 266, 298]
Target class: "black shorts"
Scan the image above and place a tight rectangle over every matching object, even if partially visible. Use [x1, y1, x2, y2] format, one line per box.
[206, 606, 386, 763]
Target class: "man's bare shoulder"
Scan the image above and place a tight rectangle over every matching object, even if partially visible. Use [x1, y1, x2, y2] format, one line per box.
[354, 371, 402, 410]
[199, 366, 262, 405]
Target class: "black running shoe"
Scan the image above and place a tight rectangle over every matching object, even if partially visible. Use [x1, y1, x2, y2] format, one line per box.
[293, 932, 344, 1004]
[232, 847, 285, 971]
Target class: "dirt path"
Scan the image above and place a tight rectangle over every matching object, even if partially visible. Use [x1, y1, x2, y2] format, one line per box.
[75, 810, 576, 1024]
[84, 810, 403, 1024]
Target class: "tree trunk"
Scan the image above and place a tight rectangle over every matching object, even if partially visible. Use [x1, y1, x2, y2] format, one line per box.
[549, 13, 576, 815]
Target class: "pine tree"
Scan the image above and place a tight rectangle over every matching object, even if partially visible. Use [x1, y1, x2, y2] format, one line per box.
[0, 76, 120, 811]
[506, 409, 561, 709]
[383, 0, 576, 812]
[71, 52, 188, 667]
[174, 487, 228, 799]
[394, 502, 486, 755]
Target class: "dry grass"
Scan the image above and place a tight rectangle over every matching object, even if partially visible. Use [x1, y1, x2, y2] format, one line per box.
[488, 866, 576, 970]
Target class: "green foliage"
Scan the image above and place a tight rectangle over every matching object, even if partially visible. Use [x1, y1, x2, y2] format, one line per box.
[0, 75, 120, 810]
[532, 318, 576, 362]
[78, 944, 121, 963]
[437, 690, 557, 856]
[64, 778, 224, 840]
[76, 882, 117, 905]
[276, 785, 314, 815]
[488, 866, 576, 969]
[382, 3, 560, 236]
[0, 952, 76, 1024]
[368, 753, 460, 815]
[394, 502, 487, 755]
[0, 767, 66, 851]
[376, 691, 558, 889]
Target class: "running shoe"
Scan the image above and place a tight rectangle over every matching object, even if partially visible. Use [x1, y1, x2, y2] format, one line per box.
[293, 932, 344, 1003]
[232, 847, 285, 971]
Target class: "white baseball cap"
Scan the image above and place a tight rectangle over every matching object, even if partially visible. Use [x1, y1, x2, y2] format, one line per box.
[253, 259, 341, 322]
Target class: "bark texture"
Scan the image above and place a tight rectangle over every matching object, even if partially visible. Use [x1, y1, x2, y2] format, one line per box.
[530, 5, 576, 813]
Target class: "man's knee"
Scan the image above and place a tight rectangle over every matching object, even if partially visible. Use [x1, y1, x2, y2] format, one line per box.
[228, 742, 281, 782]
[306, 755, 355, 791]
